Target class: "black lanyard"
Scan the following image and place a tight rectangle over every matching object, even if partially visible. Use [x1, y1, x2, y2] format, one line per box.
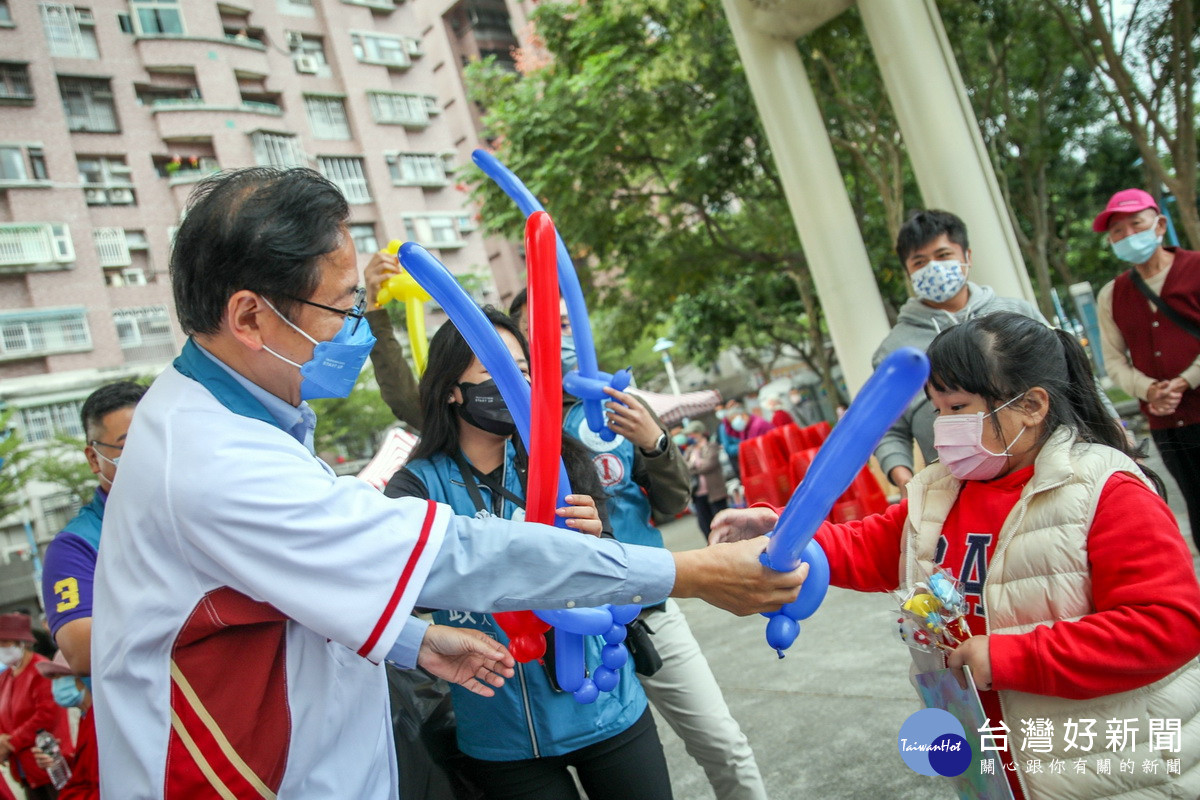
[452, 451, 527, 518]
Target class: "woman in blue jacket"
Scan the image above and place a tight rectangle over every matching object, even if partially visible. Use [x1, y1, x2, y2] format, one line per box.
[384, 308, 672, 800]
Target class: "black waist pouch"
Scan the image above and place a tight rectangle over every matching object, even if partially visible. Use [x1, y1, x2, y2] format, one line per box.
[625, 617, 663, 677]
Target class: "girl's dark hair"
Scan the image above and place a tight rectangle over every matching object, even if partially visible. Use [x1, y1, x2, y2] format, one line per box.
[406, 306, 607, 501]
[927, 312, 1163, 493]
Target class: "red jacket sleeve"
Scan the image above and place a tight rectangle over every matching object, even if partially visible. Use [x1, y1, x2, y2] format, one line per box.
[8, 666, 67, 753]
[990, 473, 1200, 699]
[815, 500, 908, 593]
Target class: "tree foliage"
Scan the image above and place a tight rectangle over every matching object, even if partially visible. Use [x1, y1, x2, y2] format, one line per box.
[30, 435, 95, 510]
[0, 409, 30, 522]
[309, 365, 397, 461]
[465, 0, 839, 397]
[1048, 0, 1198, 247]
[465, 0, 1196, 388]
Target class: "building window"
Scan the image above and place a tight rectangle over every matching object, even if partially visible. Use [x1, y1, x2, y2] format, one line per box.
[93, 227, 131, 267]
[0, 2, 12, 24]
[77, 155, 134, 205]
[0, 308, 91, 362]
[250, 131, 305, 167]
[58, 76, 118, 132]
[367, 91, 429, 127]
[129, 0, 184, 35]
[387, 153, 448, 187]
[304, 95, 350, 140]
[39, 4, 99, 58]
[317, 156, 370, 204]
[113, 306, 174, 364]
[350, 32, 410, 68]
[41, 492, 82, 534]
[0, 144, 48, 185]
[0, 64, 33, 102]
[0, 223, 74, 266]
[17, 401, 85, 444]
[402, 216, 464, 250]
[349, 223, 378, 254]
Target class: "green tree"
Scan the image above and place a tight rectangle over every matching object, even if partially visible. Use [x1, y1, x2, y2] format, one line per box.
[308, 365, 398, 461]
[0, 409, 31, 522]
[30, 434, 95, 510]
[1049, 0, 1198, 246]
[465, 0, 841, 402]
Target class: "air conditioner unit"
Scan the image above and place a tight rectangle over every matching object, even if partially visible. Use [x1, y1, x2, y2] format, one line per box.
[406, 39, 423, 57]
[108, 188, 135, 204]
[294, 55, 320, 74]
[84, 188, 107, 204]
[285, 31, 305, 50]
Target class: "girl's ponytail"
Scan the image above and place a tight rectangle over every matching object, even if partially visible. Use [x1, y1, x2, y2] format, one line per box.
[1054, 328, 1125, 451]
[1053, 327, 1166, 495]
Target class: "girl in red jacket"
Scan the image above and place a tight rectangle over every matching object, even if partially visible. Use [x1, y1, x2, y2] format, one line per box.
[713, 312, 1200, 799]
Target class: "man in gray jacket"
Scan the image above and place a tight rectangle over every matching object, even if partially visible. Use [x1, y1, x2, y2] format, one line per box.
[873, 210, 1046, 493]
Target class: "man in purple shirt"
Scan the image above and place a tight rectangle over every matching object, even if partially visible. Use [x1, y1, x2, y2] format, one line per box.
[40, 381, 146, 676]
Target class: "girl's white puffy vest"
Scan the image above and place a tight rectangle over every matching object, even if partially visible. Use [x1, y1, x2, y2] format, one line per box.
[901, 428, 1200, 799]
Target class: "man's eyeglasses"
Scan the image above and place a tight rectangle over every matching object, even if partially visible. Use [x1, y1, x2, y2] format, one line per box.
[281, 287, 367, 333]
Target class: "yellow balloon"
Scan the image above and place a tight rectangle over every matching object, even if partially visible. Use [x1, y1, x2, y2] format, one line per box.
[375, 241, 431, 375]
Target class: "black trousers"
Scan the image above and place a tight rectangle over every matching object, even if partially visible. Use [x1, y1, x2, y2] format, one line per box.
[460, 707, 672, 800]
[1151, 423, 1200, 552]
[692, 494, 727, 540]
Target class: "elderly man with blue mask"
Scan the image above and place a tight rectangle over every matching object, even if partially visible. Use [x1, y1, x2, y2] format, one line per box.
[1095, 188, 1200, 554]
[89, 167, 808, 799]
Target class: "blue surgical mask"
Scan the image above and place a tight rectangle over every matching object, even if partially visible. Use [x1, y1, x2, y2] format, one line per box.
[911, 259, 967, 304]
[730, 415, 748, 433]
[1111, 223, 1162, 265]
[52, 676, 84, 709]
[262, 299, 377, 400]
[561, 334, 578, 373]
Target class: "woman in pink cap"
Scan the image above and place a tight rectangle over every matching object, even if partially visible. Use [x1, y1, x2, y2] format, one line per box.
[0, 613, 72, 799]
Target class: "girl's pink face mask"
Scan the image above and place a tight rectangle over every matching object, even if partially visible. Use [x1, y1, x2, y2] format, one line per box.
[932, 394, 1026, 481]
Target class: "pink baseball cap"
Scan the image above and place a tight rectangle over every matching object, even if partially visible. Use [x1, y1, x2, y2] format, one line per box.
[1092, 188, 1159, 232]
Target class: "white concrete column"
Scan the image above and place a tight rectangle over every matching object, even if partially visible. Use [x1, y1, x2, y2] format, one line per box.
[721, 0, 890, 394]
[857, 0, 1034, 303]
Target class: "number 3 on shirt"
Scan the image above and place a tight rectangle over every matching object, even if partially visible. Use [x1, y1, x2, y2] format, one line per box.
[54, 577, 80, 612]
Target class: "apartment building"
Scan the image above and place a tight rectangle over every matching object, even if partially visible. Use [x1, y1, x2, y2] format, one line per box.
[0, 0, 531, 604]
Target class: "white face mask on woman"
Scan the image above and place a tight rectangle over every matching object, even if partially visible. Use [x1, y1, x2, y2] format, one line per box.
[932, 394, 1026, 481]
[0, 645, 23, 668]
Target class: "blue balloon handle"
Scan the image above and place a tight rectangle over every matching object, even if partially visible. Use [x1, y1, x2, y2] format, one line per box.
[472, 149, 618, 440]
[400, 241, 637, 700]
[398, 242, 572, 517]
[759, 347, 930, 656]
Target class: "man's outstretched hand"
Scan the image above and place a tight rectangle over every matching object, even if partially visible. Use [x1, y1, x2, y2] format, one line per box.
[672, 536, 809, 616]
[416, 625, 515, 697]
[708, 506, 779, 545]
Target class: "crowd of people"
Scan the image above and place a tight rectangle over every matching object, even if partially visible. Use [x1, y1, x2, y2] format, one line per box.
[1, 168, 1196, 800]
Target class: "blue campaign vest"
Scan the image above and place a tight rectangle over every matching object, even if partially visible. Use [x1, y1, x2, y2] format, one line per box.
[405, 444, 646, 761]
[563, 403, 662, 549]
[173, 338, 285, 432]
[60, 490, 106, 552]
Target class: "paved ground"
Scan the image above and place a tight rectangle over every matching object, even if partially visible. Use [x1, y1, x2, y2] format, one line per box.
[650, 437, 1199, 800]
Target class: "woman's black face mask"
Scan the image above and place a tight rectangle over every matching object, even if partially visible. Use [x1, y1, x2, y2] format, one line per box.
[455, 379, 516, 436]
